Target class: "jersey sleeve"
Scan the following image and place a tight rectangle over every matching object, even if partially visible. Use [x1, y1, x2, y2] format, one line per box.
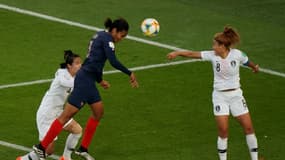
[201, 50, 215, 61]
[94, 72, 103, 83]
[103, 37, 132, 76]
[57, 70, 74, 88]
[239, 51, 249, 65]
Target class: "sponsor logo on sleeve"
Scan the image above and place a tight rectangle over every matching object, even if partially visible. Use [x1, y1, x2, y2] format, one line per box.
[109, 42, 115, 51]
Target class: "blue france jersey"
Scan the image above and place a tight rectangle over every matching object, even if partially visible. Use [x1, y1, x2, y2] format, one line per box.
[82, 31, 131, 82]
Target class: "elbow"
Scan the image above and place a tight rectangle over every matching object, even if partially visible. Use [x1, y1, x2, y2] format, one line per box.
[109, 61, 120, 68]
[110, 62, 118, 68]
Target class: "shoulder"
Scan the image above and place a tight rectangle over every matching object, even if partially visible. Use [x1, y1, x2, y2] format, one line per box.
[91, 31, 111, 42]
[55, 69, 72, 78]
[201, 50, 215, 54]
[201, 50, 216, 60]
[230, 49, 248, 64]
[230, 48, 242, 54]
[230, 48, 247, 58]
[97, 31, 112, 41]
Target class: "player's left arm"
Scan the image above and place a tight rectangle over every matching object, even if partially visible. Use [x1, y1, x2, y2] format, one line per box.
[103, 39, 139, 88]
[103, 40, 132, 76]
[244, 60, 259, 73]
[241, 51, 259, 73]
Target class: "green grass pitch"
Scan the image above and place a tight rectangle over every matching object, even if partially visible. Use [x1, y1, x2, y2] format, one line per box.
[0, 0, 284, 159]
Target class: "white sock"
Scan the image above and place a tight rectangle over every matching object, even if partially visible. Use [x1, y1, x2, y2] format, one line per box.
[21, 151, 39, 160]
[63, 133, 82, 159]
[217, 137, 228, 160]
[246, 134, 258, 160]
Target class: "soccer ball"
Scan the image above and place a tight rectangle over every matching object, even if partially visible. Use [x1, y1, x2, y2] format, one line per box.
[141, 18, 160, 37]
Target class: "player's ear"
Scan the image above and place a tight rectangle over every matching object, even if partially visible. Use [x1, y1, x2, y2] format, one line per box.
[111, 27, 116, 33]
[67, 63, 72, 69]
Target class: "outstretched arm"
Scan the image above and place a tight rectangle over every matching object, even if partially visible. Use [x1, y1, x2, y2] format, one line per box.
[167, 51, 202, 60]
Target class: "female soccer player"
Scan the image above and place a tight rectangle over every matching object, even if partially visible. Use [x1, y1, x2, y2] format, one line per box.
[33, 18, 138, 160]
[167, 26, 259, 160]
[17, 50, 82, 160]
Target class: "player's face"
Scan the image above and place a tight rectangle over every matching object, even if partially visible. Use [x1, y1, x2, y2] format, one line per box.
[112, 29, 128, 43]
[68, 57, 82, 76]
[212, 40, 225, 56]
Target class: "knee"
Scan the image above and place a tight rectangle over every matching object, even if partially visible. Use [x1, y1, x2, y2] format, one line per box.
[218, 128, 228, 138]
[92, 102, 104, 120]
[97, 109, 104, 119]
[73, 123, 83, 134]
[58, 115, 72, 124]
[93, 111, 104, 121]
[244, 126, 254, 134]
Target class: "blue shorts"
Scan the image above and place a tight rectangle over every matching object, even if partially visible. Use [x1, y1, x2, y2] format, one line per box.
[68, 69, 101, 109]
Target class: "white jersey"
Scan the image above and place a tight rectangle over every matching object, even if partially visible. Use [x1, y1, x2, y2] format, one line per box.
[37, 69, 74, 117]
[36, 68, 75, 140]
[201, 49, 248, 91]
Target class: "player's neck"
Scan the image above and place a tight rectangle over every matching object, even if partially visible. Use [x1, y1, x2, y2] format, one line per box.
[219, 50, 229, 59]
[68, 69, 76, 77]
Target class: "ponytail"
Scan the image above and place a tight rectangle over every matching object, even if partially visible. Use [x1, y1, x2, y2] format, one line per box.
[60, 50, 80, 69]
[104, 18, 113, 30]
[214, 26, 240, 48]
[104, 17, 129, 32]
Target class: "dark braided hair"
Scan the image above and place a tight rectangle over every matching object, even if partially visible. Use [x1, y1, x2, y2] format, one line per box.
[60, 50, 80, 68]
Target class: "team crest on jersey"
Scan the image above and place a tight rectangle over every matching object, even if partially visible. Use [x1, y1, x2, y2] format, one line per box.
[109, 42, 115, 51]
[231, 60, 236, 68]
[215, 105, 221, 112]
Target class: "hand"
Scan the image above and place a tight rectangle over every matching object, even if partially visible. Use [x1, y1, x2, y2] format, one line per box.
[100, 80, 110, 89]
[167, 52, 177, 60]
[252, 64, 259, 73]
[130, 72, 139, 88]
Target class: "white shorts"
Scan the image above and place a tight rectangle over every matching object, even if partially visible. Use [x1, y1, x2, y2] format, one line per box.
[212, 88, 249, 117]
[36, 106, 73, 141]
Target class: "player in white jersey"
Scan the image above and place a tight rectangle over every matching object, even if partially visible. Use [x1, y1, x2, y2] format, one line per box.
[167, 26, 260, 160]
[17, 50, 82, 160]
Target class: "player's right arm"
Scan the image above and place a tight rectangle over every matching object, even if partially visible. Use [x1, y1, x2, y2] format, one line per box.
[167, 51, 202, 60]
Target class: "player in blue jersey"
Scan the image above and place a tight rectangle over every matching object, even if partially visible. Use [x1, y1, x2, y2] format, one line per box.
[33, 18, 139, 160]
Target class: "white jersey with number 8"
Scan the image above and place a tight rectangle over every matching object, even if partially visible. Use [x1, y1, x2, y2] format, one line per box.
[201, 49, 248, 91]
